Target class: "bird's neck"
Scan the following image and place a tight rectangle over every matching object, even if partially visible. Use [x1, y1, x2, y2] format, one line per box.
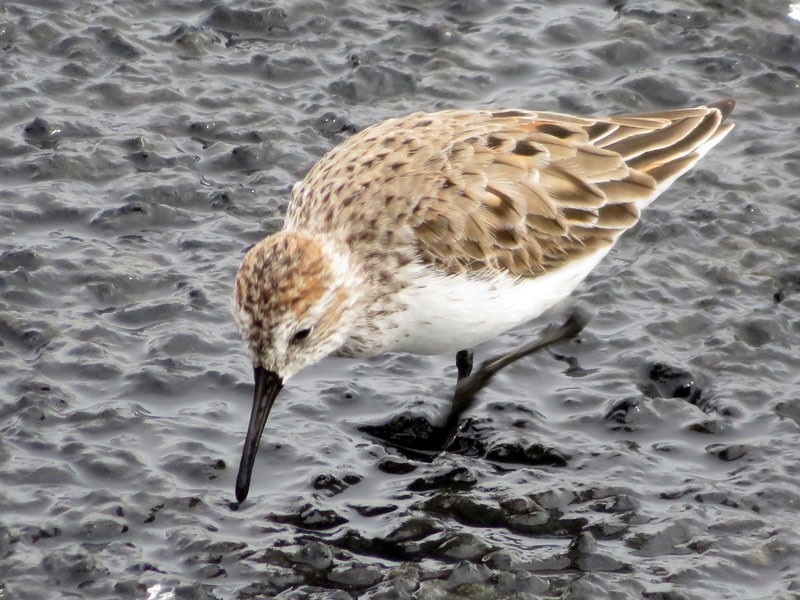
[286, 228, 371, 346]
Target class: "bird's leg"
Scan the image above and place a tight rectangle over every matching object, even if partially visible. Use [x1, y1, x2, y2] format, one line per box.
[437, 309, 590, 449]
[455, 349, 474, 381]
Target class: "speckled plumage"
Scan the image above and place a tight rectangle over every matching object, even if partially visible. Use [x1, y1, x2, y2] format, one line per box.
[232, 101, 735, 504]
[235, 101, 734, 376]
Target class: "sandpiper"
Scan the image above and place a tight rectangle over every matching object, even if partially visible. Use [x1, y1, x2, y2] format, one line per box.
[233, 100, 735, 502]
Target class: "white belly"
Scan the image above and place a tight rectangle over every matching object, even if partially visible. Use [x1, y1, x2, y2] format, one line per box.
[381, 250, 610, 355]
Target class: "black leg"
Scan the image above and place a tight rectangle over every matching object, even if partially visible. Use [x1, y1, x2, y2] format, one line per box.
[437, 308, 590, 449]
[455, 349, 474, 381]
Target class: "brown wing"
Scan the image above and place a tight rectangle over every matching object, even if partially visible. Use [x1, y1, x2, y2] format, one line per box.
[409, 101, 734, 276]
[288, 101, 734, 278]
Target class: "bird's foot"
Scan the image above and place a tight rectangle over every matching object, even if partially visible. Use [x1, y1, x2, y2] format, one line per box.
[435, 308, 591, 450]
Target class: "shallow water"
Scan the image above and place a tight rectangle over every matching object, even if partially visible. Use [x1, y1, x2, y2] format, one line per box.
[1, 0, 799, 598]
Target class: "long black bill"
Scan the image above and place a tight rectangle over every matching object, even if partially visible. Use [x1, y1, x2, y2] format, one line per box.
[235, 366, 283, 503]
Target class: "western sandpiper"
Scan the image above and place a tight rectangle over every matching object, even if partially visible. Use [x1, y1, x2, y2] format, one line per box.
[233, 100, 735, 502]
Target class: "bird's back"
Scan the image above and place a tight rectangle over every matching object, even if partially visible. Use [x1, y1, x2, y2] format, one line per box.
[284, 102, 734, 355]
[287, 102, 734, 279]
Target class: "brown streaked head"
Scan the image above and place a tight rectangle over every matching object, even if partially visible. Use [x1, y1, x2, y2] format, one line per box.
[232, 230, 362, 502]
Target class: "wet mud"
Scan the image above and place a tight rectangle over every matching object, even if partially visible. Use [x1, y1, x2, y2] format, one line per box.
[1, 1, 799, 598]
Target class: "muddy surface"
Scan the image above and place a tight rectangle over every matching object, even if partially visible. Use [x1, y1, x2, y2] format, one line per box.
[1, 0, 799, 598]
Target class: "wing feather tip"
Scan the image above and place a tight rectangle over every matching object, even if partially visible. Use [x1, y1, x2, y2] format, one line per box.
[707, 98, 736, 120]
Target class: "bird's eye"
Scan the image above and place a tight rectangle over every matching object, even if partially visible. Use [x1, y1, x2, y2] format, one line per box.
[291, 328, 312, 344]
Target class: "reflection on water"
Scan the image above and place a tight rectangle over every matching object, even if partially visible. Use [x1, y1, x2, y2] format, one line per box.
[146, 584, 176, 600]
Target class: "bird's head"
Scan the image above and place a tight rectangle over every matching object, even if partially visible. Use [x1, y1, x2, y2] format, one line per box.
[232, 231, 361, 502]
